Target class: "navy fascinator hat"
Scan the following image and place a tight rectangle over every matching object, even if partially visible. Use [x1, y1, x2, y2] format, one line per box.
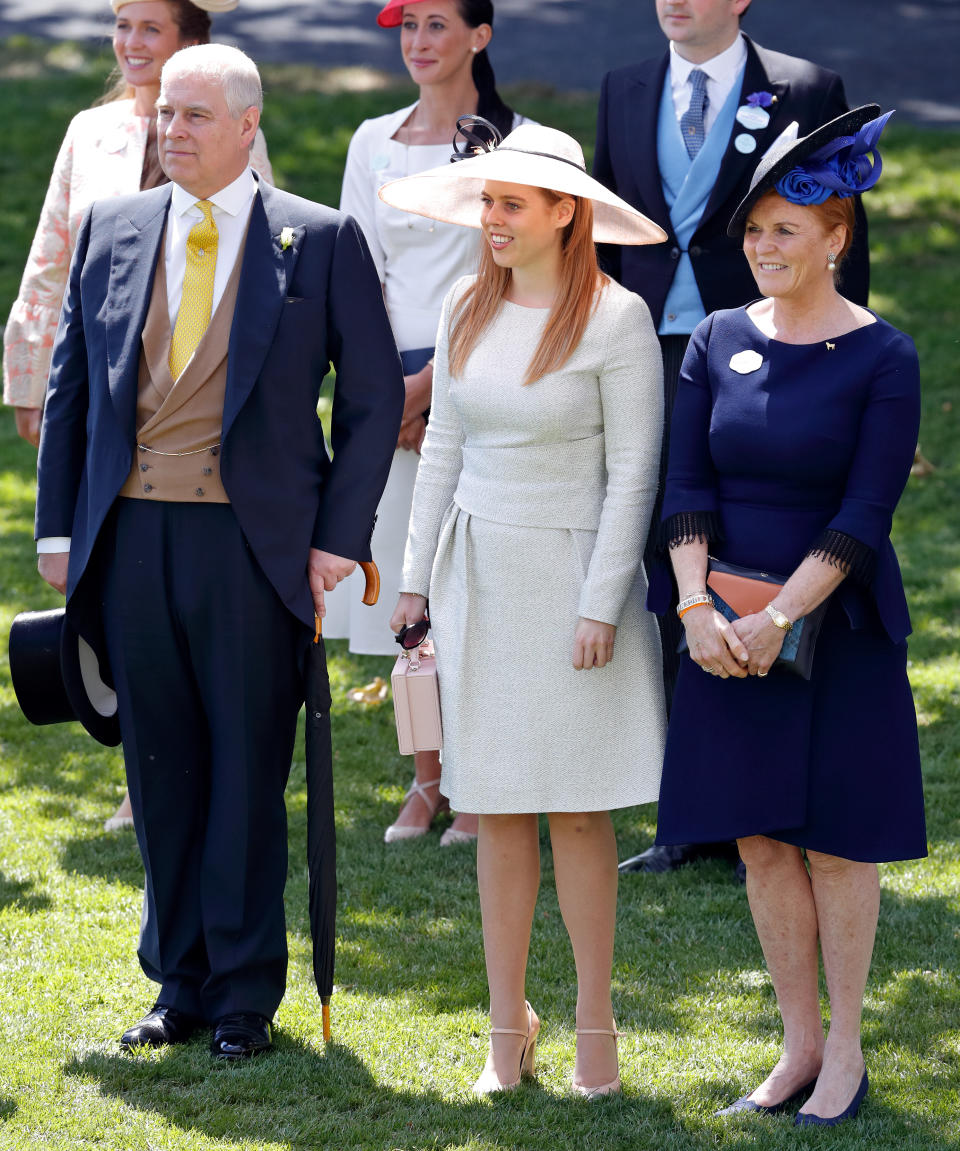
[728, 104, 893, 236]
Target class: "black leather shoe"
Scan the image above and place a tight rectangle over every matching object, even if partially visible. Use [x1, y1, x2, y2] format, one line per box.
[619, 842, 741, 874]
[618, 843, 703, 873]
[211, 1013, 272, 1060]
[120, 1003, 202, 1050]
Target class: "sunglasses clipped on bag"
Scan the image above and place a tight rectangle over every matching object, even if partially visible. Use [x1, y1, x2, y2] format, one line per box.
[395, 617, 430, 651]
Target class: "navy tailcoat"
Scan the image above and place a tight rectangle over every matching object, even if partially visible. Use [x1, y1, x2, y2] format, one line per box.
[36, 177, 403, 644]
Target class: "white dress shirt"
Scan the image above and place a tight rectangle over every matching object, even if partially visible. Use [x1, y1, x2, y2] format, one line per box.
[38, 168, 258, 555]
[669, 33, 748, 137]
[166, 166, 257, 330]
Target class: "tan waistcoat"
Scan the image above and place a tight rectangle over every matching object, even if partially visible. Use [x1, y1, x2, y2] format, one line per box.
[120, 229, 245, 503]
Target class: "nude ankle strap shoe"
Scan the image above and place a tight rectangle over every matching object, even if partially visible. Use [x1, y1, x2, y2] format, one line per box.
[383, 776, 448, 843]
[472, 1001, 540, 1096]
[573, 1023, 621, 1099]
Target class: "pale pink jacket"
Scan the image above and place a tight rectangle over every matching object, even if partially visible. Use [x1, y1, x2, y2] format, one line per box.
[3, 99, 273, 408]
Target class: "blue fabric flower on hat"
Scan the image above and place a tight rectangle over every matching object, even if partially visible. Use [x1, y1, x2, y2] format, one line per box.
[775, 110, 894, 205]
[776, 169, 833, 205]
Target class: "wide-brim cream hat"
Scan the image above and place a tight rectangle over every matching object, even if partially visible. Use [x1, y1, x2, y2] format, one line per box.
[111, 0, 239, 12]
[379, 122, 667, 247]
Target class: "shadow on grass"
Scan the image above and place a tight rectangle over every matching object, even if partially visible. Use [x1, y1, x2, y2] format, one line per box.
[60, 829, 148, 891]
[0, 867, 51, 913]
[63, 1035, 682, 1151]
[62, 1029, 960, 1151]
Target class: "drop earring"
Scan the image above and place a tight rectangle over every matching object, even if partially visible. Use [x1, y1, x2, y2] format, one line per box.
[827, 251, 837, 271]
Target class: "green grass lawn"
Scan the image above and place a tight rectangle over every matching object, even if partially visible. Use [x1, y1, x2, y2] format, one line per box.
[1, 39, 958, 1151]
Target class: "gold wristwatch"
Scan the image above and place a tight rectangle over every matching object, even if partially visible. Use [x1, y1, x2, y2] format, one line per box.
[765, 603, 793, 632]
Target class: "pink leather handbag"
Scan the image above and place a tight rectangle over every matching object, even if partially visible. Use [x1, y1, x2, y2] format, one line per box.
[391, 640, 443, 755]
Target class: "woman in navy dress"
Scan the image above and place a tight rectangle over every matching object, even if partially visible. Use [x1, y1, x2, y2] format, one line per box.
[652, 107, 926, 1127]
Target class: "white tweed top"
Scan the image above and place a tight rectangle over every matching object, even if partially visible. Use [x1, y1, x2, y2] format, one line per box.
[402, 274, 664, 626]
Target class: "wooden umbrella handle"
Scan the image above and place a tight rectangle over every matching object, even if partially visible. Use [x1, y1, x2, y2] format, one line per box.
[315, 560, 381, 640]
[358, 560, 380, 605]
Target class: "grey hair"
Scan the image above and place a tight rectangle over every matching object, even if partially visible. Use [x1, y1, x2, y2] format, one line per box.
[160, 43, 262, 117]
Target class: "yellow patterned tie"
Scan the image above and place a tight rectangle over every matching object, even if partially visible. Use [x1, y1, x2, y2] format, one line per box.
[169, 199, 218, 379]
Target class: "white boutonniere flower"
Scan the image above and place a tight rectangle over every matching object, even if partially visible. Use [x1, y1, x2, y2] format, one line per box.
[279, 226, 295, 251]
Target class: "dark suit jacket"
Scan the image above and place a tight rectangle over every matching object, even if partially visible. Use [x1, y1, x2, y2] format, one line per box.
[36, 178, 404, 643]
[594, 35, 870, 325]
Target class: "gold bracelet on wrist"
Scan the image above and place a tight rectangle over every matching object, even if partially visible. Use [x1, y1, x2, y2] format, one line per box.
[764, 602, 793, 631]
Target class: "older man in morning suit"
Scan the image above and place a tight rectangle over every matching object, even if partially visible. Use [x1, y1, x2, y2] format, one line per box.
[35, 44, 403, 1057]
[594, 0, 869, 874]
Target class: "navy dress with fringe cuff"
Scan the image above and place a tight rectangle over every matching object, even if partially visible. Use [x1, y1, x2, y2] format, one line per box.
[653, 307, 926, 863]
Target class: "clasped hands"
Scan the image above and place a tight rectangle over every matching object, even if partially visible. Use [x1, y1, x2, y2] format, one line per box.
[682, 606, 786, 679]
[392, 593, 616, 670]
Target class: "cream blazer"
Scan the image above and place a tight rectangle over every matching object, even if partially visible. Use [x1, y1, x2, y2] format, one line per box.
[3, 99, 272, 408]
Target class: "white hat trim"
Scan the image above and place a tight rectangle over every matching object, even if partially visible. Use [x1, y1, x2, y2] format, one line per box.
[379, 124, 667, 247]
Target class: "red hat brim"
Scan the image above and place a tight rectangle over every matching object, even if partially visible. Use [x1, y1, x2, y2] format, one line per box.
[377, 0, 417, 28]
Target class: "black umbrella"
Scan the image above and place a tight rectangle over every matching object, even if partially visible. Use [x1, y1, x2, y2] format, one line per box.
[306, 560, 380, 1042]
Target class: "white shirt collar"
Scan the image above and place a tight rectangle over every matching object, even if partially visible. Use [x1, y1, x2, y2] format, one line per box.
[170, 166, 257, 219]
[669, 32, 747, 88]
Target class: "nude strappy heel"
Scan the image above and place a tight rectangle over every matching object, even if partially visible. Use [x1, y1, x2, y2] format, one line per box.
[383, 776, 449, 843]
[572, 1023, 621, 1099]
[472, 1001, 540, 1096]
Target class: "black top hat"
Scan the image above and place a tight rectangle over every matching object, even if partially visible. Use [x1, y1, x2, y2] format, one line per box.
[8, 608, 121, 746]
[727, 104, 885, 237]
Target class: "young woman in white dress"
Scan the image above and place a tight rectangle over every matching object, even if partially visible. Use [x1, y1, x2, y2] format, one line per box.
[327, 0, 526, 847]
[384, 123, 668, 1096]
[2, 0, 271, 832]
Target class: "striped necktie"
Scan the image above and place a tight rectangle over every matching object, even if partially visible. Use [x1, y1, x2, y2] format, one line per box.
[680, 68, 709, 160]
[169, 199, 218, 379]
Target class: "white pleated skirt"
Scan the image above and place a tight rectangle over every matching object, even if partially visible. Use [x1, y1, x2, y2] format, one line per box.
[430, 506, 666, 814]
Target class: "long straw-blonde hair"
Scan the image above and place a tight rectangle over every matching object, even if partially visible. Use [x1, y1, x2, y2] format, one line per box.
[448, 190, 605, 385]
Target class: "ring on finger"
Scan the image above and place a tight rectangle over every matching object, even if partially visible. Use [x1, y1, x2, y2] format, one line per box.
[758, 669, 769, 678]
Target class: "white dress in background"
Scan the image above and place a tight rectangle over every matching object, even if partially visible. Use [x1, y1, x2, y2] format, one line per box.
[325, 103, 525, 654]
[402, 276, 667, 813]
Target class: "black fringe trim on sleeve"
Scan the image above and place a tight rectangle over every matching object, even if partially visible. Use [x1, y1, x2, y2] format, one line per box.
[807, 528, 876, 585]
[659, 510, 724, 552]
